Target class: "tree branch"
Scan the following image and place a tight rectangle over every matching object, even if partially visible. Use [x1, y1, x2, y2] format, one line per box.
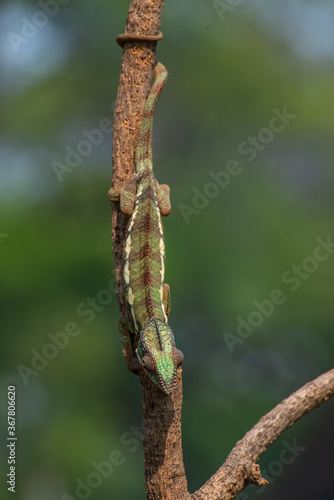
[111, 1, 189, 499]
[111, 4, 334, 500]
[192, 368, 334, 500]
[112, 0, 165, 316]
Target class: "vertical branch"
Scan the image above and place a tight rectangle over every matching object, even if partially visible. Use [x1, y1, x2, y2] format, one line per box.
[112, 0, 165, 317]
[111, 1, 189, 498]
[139, 369, 190, 500]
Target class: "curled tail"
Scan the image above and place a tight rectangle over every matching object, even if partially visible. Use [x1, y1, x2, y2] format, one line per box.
[135, 62, 167, 173]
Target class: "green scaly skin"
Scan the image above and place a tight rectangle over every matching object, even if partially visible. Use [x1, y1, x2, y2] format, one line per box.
[109, 61, 183, 394]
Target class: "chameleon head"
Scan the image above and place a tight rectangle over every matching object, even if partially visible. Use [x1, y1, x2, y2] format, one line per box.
[136, 317, 181, 394]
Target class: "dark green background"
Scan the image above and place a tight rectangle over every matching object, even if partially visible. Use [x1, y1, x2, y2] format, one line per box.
[1, 1, 334, 499]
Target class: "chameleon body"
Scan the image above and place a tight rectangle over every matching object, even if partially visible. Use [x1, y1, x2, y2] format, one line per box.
[109, 61, 183, 393]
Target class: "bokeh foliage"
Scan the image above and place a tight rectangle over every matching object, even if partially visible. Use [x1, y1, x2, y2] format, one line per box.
[0, 1, 334, 499]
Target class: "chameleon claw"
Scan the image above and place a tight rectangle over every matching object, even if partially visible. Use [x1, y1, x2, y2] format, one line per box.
[107, 187, 120, 202]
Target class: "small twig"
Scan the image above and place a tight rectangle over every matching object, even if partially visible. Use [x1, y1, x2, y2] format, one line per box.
[192, 368, 334, 500]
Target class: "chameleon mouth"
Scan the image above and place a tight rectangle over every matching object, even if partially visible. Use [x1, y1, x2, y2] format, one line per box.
[156, 360, 177, 394]
[140, 351, 177, 394]
[156, 374, 176, 394]
[137, 319, 180, 393]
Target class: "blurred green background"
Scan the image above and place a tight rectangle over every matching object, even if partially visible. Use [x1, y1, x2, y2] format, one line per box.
[1, 0, 334, 499]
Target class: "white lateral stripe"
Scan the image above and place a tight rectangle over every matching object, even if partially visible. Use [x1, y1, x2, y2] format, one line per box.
[159, 234, 167, 322]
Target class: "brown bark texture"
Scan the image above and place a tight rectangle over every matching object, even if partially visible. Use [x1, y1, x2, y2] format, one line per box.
[111, 1, 189, 499]
[110, 2, 334, 500]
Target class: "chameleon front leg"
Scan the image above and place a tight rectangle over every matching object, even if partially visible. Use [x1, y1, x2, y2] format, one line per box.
[155, 181, 171, 216]
[108, 175, 138, 216]
[163, 283, 184, 367]
[118, 317, 142, 373]
[108, 180, 171, 219]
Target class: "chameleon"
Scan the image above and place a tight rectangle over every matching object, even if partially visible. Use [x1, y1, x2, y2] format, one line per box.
[108, 61, 183, 394]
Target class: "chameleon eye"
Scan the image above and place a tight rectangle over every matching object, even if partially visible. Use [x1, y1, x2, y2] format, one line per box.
[142, 355, 155, 373]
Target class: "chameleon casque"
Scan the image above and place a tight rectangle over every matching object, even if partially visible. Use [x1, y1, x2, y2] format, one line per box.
[108, 61, 183, 394]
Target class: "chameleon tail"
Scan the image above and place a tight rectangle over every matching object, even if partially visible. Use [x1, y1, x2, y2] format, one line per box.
[135, 62, 167, 173]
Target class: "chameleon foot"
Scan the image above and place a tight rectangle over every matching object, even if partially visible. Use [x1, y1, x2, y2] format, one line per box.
[107, 187, 120, 202]
[127, 356, 142, 374]
[176, 349, 184, 367]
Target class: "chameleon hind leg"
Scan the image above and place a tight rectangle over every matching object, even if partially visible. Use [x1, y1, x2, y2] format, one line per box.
[118, 317, 141, 373]
[108, 175, 138, 216]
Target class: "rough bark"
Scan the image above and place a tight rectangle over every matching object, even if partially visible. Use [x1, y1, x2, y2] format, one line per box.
[111, 0, 165, 317]
[110, 2, 334, 500]
[111, 1, 189, 499]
